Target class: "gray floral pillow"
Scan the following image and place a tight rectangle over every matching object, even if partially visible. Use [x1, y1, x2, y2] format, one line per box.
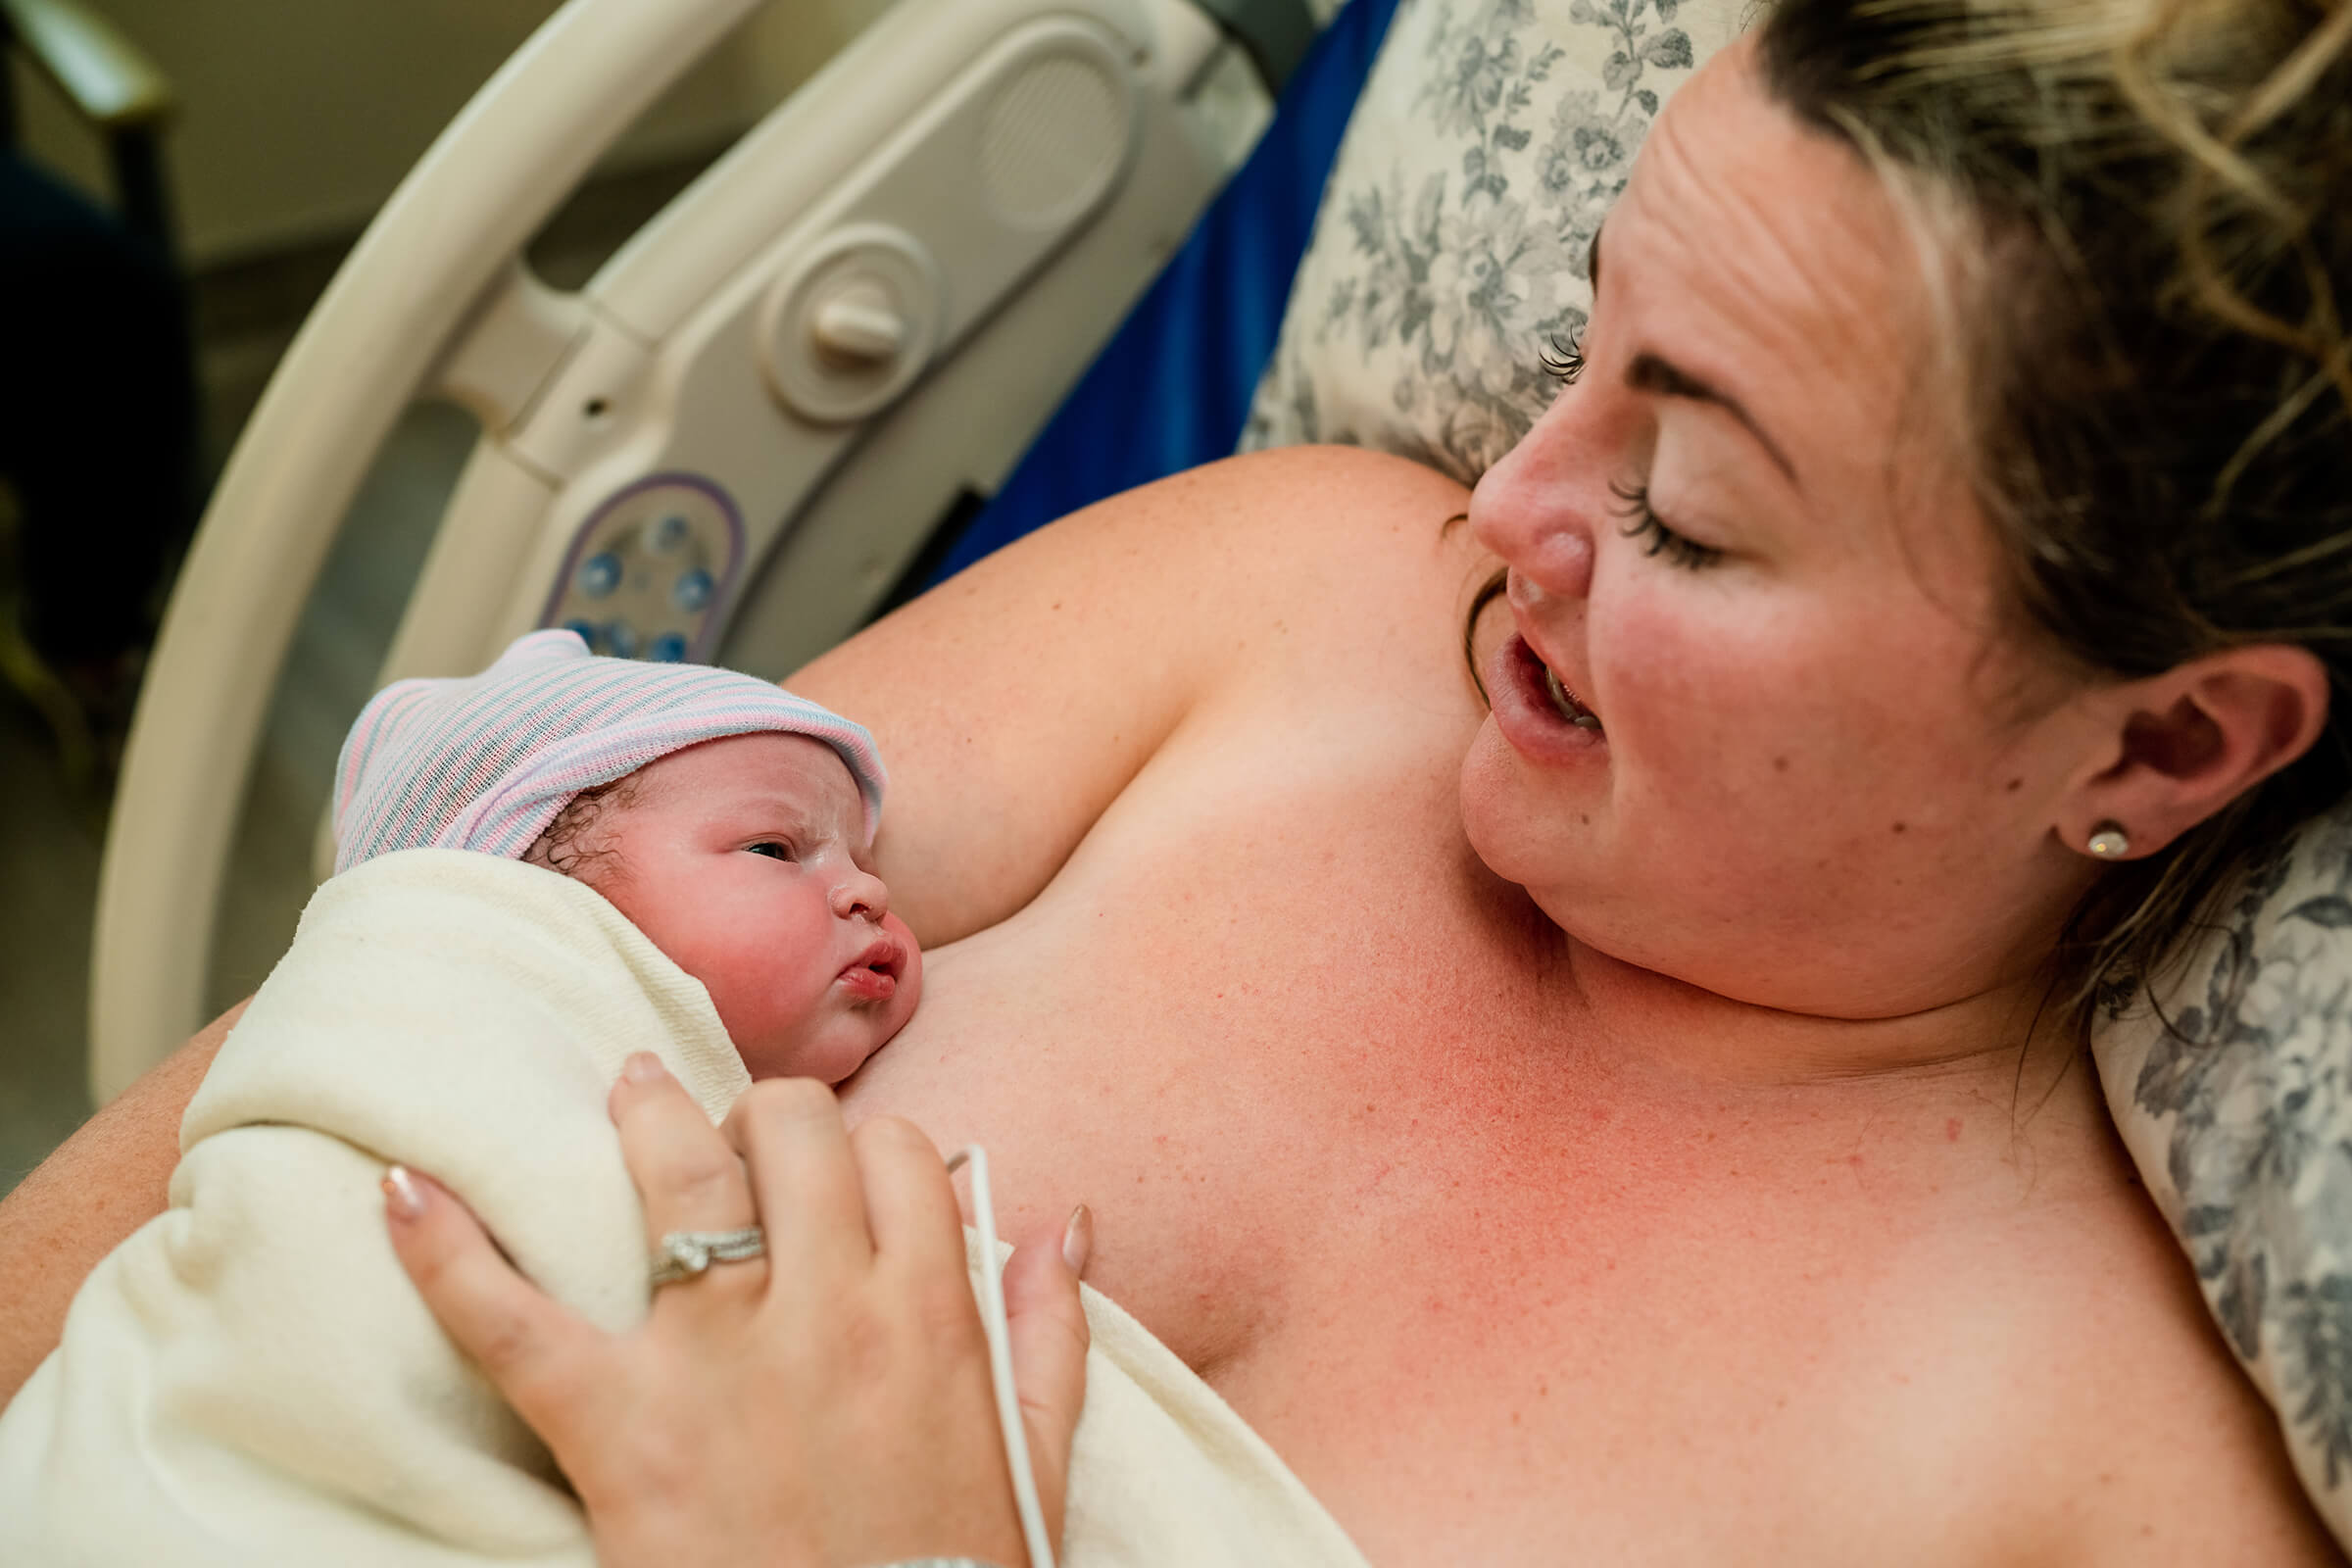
[2094, 801, 2352, 1549]
[1239, 0, 1750, 483]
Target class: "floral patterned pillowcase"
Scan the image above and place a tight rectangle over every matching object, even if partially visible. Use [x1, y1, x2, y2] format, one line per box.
[1239, 0, 1749, 484]
[2092, 802, 2352, 1549]
[1247, 0, 2352, 1544]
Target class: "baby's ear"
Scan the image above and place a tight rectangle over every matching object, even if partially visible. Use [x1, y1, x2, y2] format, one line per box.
[2060, 644, 2329, 857]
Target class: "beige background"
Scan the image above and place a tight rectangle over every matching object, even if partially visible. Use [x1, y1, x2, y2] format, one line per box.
[12, 0, 898, 266]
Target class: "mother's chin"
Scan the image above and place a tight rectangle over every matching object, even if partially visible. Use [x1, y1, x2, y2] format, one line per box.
[1456, 711, 1582, 909]
[1451, 712, 1674, 990]
[1457, 718, 2055, 1034]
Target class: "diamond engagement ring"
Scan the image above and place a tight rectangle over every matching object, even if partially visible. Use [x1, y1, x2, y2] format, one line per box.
[648, 1226, 766, 1288]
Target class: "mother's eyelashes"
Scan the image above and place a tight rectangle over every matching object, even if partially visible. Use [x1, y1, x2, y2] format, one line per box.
[1609, 479, 1723, 570]
[1539, 327, 1588, 386]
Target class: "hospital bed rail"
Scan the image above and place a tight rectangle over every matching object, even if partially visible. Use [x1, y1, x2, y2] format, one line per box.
[91, 0, 1309, 1102]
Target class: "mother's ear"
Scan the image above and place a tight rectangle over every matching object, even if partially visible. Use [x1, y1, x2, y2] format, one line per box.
[2061, 645, 2331, 858]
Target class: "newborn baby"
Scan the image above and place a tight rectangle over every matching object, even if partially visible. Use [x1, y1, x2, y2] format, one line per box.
[0, 631, 928, 1565]
[335, 625, 922, 1082]
[0, 633, 1396, 1568]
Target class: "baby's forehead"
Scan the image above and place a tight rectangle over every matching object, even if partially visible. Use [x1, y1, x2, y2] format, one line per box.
[631, 730, 866, 828]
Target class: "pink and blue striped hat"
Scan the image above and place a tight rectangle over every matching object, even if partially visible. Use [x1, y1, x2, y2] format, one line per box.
[332, 629, 886, 874]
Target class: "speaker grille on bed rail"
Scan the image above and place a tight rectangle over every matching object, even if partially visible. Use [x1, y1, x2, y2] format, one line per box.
[978, 52, 1125, 227]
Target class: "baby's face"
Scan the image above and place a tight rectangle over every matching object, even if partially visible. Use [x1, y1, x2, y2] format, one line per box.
[589, 731, 920, 1083]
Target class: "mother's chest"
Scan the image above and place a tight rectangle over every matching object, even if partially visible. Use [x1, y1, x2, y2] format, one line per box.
[847, 732, 1575, 1339]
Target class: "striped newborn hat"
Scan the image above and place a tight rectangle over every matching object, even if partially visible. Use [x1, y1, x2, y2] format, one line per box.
[332, 629, 886, 874]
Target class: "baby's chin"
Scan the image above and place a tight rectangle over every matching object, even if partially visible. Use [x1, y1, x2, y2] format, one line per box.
[730, 948, 922, 1084]
[738, 1035, 867, 1086]
[738, 1010, 916, 1086]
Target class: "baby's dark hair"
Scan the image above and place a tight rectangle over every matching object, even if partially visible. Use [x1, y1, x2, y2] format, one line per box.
[522, 773, 643, 887]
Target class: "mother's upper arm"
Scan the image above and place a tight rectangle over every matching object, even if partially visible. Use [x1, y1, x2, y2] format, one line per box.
[786, 445, 1476, 946]
[0, 1003, 241, 1404]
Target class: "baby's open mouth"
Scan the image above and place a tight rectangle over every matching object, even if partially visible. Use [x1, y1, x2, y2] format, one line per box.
[838, 937, 905, 999]
[1542, 663, 1603, 731]
[837, 930, 907, 1005]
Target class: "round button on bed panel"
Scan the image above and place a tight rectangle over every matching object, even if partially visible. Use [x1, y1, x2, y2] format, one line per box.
[577, 552, 622, 599]
[757, 224, 944, 425]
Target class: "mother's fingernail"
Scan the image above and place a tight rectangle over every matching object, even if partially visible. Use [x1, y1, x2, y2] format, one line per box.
[623, 1052, 667, 1083]
[383, 1164, 426, 1220]
[1061, 1203, 1094, 1275]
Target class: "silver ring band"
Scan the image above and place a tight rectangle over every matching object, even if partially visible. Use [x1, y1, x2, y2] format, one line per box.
[649, 1225, 766, 1288]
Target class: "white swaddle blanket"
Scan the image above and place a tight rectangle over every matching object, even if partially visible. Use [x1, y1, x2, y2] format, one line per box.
[0, 849, 1366, 1567]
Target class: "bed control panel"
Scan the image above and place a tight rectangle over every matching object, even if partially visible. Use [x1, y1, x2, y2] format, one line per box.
[538, 474, 744, 663]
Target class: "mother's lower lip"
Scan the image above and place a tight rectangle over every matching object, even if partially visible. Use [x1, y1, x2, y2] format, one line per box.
[1486, 634, 1607, 764]
[836, 966, 897, 1002]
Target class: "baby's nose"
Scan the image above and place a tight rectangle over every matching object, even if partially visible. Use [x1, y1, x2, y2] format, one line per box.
[832, 869, 889, 922]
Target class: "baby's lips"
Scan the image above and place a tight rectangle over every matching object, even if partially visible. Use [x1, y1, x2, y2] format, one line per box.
[836, 967, 898, 1002]
[845, 932, 904, 981]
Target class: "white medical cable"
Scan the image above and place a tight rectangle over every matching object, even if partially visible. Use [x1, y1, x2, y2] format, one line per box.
[944, 1145, 1055, 1568]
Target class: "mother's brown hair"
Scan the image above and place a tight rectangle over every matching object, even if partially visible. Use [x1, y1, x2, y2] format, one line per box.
[1754, 0, 2349, 1023]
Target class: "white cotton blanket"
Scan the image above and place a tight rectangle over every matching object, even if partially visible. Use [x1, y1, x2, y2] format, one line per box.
[0, 848, 1366, 1568]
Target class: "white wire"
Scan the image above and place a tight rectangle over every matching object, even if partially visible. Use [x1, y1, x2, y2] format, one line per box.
[945, 1145, 1055, 1568]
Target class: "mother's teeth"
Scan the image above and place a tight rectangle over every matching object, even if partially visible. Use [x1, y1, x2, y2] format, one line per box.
[1543, 665, 1602, 729]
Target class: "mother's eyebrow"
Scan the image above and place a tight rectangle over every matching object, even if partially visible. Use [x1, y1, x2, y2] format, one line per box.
[1589, 218, 1799, 488]
[1625, 351, 1799, 486]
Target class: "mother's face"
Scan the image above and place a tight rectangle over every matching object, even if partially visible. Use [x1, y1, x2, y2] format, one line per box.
[1461, 37, 2107, 1019]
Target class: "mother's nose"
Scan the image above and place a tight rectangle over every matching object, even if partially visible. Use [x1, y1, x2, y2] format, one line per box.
[1468, 433, 1595, 600]
[832, 869, 889, 922]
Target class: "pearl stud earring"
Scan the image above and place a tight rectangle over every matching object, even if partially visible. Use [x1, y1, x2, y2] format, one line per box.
[2086, 822, 2131, 860]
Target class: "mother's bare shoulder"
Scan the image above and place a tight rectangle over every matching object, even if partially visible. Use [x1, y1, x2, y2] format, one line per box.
[1120, 444, 1484, 651]
[1990, 1168, 2342, 1564]
[789, 445, 1476, 944]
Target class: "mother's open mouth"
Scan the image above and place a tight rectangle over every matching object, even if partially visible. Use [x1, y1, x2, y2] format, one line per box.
[1487, 634, 1607, 760]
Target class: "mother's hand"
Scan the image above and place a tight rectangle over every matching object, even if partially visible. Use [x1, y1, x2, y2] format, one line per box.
[382, 1056, 1092, 1568]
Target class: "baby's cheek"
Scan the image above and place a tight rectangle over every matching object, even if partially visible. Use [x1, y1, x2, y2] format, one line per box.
[687, 948, 787, 1057]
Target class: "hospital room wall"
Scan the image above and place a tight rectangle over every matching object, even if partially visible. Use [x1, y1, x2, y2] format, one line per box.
[10, 0, 896, 267]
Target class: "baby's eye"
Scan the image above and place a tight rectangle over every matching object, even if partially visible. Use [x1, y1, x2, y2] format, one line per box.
[745, 841, 797, 861]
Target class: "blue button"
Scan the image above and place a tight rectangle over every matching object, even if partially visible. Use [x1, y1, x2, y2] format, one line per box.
[647, 514, 691, 554]
[604, 621, 639, 659]
[561, 618, 599, 651]
[649, 633, 688, 663]
[577, 552, 621, 599]
[673, 568, 713, 612]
